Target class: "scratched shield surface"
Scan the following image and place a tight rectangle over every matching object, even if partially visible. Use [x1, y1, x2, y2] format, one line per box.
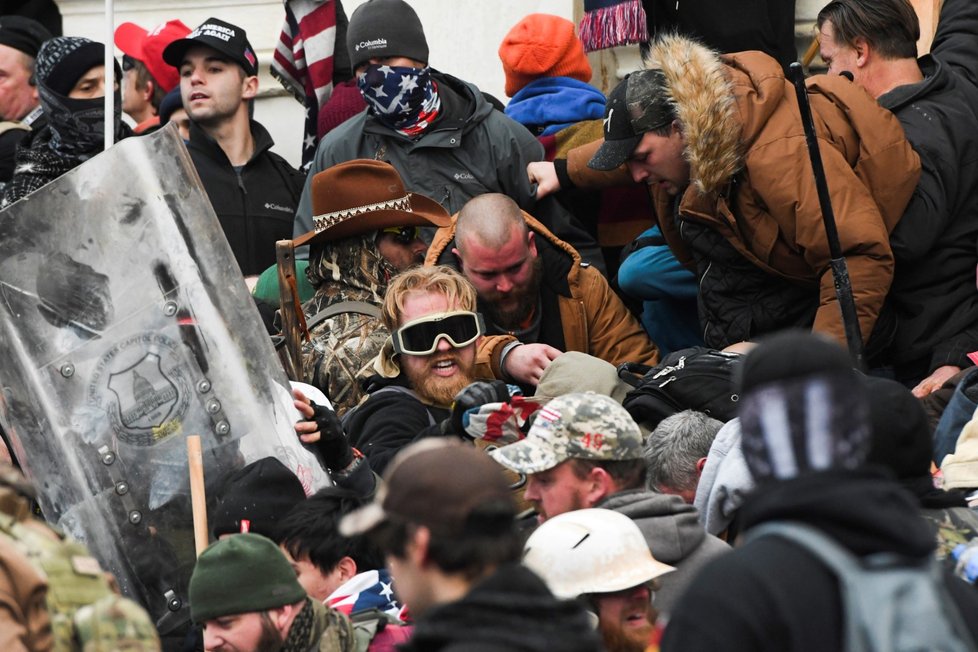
[0, 126, 328, 635]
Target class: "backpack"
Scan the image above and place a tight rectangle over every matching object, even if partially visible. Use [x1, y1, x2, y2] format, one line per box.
[0, 511, 160, 651]
[747, 520, 977, 652]
[618, 346, 741, 430]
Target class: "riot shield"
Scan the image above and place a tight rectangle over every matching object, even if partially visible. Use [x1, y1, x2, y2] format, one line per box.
[0, 126, 329, 636]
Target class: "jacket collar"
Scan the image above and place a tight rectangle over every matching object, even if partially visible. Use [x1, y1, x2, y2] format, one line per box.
[188, 117, 275, 166]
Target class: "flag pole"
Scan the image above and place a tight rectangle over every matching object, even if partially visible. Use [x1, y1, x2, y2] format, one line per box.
[104, 0, 114, 152]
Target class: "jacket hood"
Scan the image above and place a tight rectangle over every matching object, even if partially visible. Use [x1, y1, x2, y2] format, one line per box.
[740, 468, 936, 558]
[693, 418, 755, 536]
[644, 34, 744, 195]
[597, 489, 708, 563]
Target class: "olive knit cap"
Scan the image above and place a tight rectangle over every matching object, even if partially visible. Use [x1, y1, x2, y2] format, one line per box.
[189, 533, 307, 622]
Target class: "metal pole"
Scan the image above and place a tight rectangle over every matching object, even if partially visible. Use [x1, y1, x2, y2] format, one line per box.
[788, 62, 865, 370]
[104, 0, 114, 152]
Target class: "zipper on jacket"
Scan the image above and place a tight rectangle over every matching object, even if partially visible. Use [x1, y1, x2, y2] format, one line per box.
[235, 168, 251, 265]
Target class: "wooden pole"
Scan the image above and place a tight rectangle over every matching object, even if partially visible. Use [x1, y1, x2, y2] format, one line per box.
[187, 435, 208, 556]
[276, 240, 307, 380]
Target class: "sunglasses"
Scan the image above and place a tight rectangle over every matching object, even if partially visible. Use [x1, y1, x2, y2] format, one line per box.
[380, 226, 420, 245]
[122, 55, 137, 72]
[392, 311, 485, 356]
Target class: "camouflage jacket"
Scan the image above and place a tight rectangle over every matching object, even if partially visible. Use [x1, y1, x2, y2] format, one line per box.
[281, 599, 355, 652]
[301, 234, 396, 416]
[0, 473, 160, 652]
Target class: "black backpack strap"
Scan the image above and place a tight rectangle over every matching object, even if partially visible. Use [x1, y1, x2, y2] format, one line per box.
[306, 300, 382, 331]
[617, 362, 653, 388]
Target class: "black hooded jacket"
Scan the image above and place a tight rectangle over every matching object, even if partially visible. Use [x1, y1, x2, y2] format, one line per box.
[187, 119, 304, 276]
[400, 563, 602, 652]
[661, 469, 978, 651]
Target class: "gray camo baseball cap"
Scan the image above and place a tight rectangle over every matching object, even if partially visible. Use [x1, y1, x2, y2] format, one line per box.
[490, 392, 643, 474]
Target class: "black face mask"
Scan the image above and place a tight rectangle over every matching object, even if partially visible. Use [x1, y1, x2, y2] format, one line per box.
[37, 74, 124, 160]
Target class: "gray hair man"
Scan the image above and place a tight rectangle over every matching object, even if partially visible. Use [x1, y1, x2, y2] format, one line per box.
[645, 410, 723, 503]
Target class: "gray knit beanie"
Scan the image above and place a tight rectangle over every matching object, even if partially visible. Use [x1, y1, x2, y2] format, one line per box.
[347, 0, 428, 70]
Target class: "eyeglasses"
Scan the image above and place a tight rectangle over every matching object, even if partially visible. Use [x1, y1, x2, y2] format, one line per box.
[392, 311, 485, 356]
[122, 55, 137, 72]
[380, 226, 420, 245]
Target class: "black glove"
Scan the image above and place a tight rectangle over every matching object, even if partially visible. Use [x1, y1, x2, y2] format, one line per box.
[446, 380, 512, 437]
[307, 402, 354, 471]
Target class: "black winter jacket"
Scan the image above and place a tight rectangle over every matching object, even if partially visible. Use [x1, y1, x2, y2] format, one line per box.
[187, 120, 304, 276]
[661, 469, 978, 651]
[880, 0, 978, 379]
[400, 563, 602, 652]
[343, 375, 450, 475]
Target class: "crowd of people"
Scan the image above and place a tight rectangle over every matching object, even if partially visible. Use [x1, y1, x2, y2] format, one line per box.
[2, 0, 978, 649]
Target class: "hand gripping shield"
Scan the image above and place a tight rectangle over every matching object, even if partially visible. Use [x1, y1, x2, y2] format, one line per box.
[0, 126, 328, 638]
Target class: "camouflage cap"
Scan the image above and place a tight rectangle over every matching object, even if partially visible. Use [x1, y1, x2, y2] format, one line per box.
[490, 392, 643, 474]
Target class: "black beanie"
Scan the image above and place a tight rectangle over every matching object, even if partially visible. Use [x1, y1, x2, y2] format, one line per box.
[347, 0, 429, 71]
[211, 457, 307, 541]
[864, 375, 931, 479]
[0, 15, 51, 58]
[36, 37, 106, 96]
[736, 330, 870, 483]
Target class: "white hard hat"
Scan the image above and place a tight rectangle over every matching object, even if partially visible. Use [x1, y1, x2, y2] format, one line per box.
[522, 508, 674, 600]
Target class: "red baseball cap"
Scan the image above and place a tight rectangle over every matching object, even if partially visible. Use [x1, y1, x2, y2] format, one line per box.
[114, 19, 191, 93]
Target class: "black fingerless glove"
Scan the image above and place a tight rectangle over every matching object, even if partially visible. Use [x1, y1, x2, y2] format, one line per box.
[446, 380, 512, 437]
[308, 402, 354, 471]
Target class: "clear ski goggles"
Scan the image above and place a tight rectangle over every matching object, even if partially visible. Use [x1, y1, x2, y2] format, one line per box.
[392, 310, 485, 356]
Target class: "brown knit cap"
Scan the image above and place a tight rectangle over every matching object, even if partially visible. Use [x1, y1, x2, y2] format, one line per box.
[499, 13, 592, 97]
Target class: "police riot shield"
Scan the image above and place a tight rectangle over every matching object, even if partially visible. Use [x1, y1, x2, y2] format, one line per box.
[0, 126, 329, 636]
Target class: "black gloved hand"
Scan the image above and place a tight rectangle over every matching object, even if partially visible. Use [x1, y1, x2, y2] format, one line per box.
[307, 402, 354, 471]
[446, 380, 512, 437]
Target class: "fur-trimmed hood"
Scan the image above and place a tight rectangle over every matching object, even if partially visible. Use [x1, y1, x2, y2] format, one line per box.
[644, 35, 757, 195]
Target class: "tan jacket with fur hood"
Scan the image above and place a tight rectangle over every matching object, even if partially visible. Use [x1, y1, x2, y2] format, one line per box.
[566, 36, 921, 347]
[426, 211, 659, 377]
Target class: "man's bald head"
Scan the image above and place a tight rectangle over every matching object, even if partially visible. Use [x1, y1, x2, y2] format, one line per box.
[455, 193, 529, 255]
[451, 193, 541, 331]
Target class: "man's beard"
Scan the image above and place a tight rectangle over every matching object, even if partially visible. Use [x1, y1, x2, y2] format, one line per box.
[404, 351, 476, 407]
[484, 256, 543, 331]
[598, 618, 654, 652]
[596, 598, 657, 652]
[255, 613, 285, 652]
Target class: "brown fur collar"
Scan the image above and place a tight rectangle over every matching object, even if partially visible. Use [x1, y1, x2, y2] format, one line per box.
[643, 35, 743, 195]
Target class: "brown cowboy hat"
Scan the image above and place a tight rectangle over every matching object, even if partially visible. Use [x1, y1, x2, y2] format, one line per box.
[293, 159, 450, 247]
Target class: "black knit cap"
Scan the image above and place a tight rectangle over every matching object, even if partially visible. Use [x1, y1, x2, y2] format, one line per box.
[864, 375, 931, 479]
[0, 15, 51, 58]
[36, 37, 106, 96]
[346, 0, 429, 71]
[736, 330, 870, 483]
[158, 86, 183, 125]
[211, 457, 307, 541]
